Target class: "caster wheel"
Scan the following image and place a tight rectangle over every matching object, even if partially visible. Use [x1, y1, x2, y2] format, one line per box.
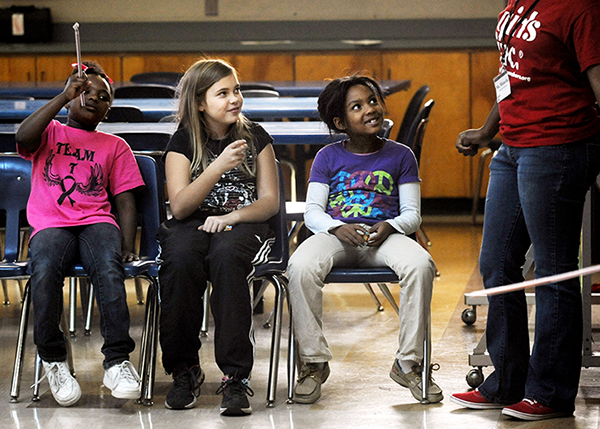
[466, 368, 484, 388]
[461, 308, 477, 325]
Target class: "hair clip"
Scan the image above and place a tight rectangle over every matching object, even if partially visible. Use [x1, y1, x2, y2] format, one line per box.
[70, 63, 114, 84]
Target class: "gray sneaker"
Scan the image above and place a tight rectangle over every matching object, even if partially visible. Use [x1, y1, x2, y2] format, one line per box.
[293, 362, 330, 404]
[390, 359, 443, 403]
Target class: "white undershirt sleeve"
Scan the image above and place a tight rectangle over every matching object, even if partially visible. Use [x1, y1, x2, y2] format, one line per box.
[304, 182, 345, 234]
[386, 181, 422, 235]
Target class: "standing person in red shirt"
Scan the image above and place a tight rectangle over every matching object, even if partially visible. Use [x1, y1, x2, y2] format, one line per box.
[449, 0, 600, 421]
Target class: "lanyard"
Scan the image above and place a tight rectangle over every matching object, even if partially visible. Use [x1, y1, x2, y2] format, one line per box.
[500, 0, 542, 67]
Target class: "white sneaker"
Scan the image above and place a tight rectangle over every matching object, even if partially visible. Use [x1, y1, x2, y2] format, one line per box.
[103, 360, 142, 399]
[41, 360, 81, 407]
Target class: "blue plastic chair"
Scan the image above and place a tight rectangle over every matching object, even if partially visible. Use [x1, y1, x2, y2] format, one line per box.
[115, 84, 176, 99]
[395, 85, 430, 146]
[0, 156, 31, 304]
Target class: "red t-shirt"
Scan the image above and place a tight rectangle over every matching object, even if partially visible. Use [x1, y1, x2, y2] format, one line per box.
[496, 0, 600, 146]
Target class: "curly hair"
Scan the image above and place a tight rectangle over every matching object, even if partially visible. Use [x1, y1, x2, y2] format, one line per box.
[317, 75, 386, 133]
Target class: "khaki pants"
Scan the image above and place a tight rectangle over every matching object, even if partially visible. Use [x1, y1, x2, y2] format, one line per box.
[287, 232, 435, 365]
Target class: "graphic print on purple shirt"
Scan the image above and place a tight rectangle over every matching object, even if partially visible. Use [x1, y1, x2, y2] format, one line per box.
[328, 169, 394, 221]
[309, 139, 420, 226]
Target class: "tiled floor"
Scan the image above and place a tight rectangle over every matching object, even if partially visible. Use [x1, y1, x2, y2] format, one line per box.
[1, 217, 599, 428]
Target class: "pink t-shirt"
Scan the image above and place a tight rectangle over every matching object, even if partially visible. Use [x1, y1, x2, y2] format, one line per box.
[18, 120, 145, 237]
[496, 0, 600, 146]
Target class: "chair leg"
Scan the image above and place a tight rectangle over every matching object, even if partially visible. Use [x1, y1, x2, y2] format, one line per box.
[138, 276, 159, 406]
[420, 311, 432, 404]
[18, 279, 25, 303]
[2, 279, 10, 305]
[287, 288, 296, 404]
[363, 283, 384, 311]
[10, 280, 31, 402]
[253, 280, 274, 328]
[417, 226, 432, 248]
[84, 282, 94, 336]
[201, 285, 210, 337]
[265, 275, 287, 408]
[61, 307, 75, 376]
[135, 278, 145, 305]
[377, 283, 399, 315]
[32, 353, 43, 401]
[69, 278, 77, 337]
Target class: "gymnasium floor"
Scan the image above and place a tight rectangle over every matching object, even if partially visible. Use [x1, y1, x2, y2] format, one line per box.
[1, 216, 599, 428]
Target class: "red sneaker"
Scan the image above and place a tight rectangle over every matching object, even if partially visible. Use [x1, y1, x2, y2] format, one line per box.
[449, 389, 503, 409]
[502, 399, 570, 421]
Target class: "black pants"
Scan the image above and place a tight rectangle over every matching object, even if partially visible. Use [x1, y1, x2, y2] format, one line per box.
[157, 215, 274, 378]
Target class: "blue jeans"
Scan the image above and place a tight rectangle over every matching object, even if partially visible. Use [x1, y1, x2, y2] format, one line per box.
[477, 133, 600, 413]
[29, 223, 135, 369]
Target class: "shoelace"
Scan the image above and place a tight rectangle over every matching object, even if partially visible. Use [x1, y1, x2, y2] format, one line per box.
[113, 361, 140, 384]
[410, 363, 441, 384]
[173, 368, 201, 397]
[216, 377, 255, 398]
[297, 363, 322, 383]
[32, 362, 71, 390]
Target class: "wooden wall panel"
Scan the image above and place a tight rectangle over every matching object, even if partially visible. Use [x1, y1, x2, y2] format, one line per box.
[0, 56, 36, 82]
[215, 54, 295, 81]
[471, 50, 500, 129]
[36, 55, 122, 84]
[470, 49, 502, 198]
[122, 54, 200, 82]
[122, 53, 294, 83]
[295, 53, 382, 81]
[383, 51, 471, 198]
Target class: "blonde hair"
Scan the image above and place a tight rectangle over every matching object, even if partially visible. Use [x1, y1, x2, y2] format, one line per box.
[176, 58, 256, 176]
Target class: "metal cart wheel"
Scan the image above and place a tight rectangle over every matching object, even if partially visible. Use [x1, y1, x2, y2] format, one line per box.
[461, 307, 477, 325]
[466, 367, 484, 388]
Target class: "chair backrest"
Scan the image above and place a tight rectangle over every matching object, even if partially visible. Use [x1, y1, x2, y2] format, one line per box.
[130, 72, 183, 87]
[103, 106, 144, 123]
[395, 85, 430, 145]
[378, 118, 394, 139]
[134, 155, 166, 260]
[0, 132, 17, 153]
[116, 132, 170, 153]
[405, 99, 435, 166]
[115, 84, 176, 99]
[241, 89, 280, 98]
[0, 156, 31, 262]
[254, 162, 289, 276]
[240, 83, 277, 92]
[0, 95, 34, 101]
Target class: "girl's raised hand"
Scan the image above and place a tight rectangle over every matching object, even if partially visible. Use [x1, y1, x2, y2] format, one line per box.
[62, 73, 91, 102]
[331, 223, 370, 247]
[213, 139, 248, 173]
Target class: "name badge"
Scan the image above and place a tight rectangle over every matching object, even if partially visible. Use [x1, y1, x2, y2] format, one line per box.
[494, 71, 511, 103]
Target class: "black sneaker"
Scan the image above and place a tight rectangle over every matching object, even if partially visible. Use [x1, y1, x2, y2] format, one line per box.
[216, 376, 254, 416]
[165, 365, 205, 410]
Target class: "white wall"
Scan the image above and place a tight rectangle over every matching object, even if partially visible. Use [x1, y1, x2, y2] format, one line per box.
[5, 0, 506, 23]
